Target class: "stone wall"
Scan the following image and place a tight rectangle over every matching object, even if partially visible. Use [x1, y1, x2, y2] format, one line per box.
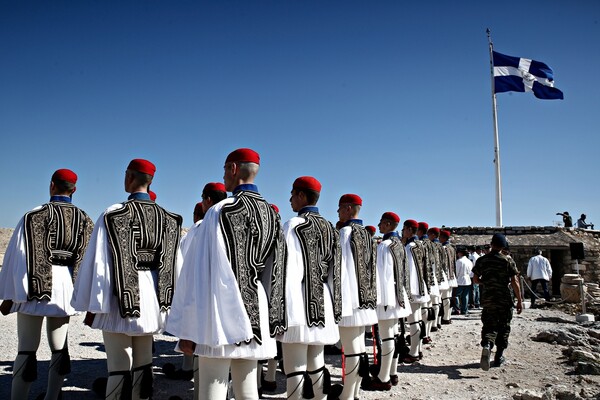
[448, 226, 600, 297]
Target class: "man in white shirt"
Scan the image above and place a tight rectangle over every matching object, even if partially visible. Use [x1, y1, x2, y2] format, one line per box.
[454, 247, 473, 315]
[527, 249, 553, 307]
[468, 246, 481, 309]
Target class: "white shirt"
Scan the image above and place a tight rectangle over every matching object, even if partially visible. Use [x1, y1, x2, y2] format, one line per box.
[527, 254, 552, 281]
[179, 219, 202, 259]
[468, 252, 480, 278]
[455, 256, 473, 286]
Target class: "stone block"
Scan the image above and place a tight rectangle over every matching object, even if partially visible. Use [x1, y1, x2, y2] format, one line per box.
[575, 314, 595, 323]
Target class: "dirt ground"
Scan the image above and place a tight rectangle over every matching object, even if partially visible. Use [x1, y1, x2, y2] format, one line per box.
[1, 225, 599, 399]
[1, 301, 599, 399]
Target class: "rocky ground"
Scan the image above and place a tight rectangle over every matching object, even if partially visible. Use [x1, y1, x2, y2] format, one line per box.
[1, 226, 600, 399]
[1, 303, 599, 399]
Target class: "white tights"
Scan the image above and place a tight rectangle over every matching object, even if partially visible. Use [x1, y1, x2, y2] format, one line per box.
[407, 302, 422, 357]
[103, 332, 153, 400]
[338, 326, 365, 400]
[195, 357, 258, 400]
[441, 289, 453, 321]
[376, 319, 397, 382]
[12, 313, 69, 400]
[281, 343, 326, 400]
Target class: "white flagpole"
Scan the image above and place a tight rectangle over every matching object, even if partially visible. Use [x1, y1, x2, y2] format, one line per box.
[487, 28, 503, 227]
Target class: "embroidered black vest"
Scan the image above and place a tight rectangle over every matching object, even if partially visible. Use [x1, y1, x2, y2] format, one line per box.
[220, 191, 286, 344]
[443, 243, 457, 280]
[408, 240, 427, 296]
[419, 238, 436, 290]
[294, 212, 342, 326]
[348, 223, 377, 309]
[388, 236, 409, 307]
[104, 200, 182, 318]
[24, 202, 94, 301]
[430, 241, 445, 284]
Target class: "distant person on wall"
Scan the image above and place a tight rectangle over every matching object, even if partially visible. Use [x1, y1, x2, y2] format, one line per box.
[556, 211, 573, 227]
[576, 214, 594, 229]
[472, 233, 522, 371]
[526, 249, 552, 307]
[0, 169, 94, 400]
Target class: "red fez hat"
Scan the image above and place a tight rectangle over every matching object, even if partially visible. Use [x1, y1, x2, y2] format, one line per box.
[226, 148, 260, 165]
[339, 194, 362, 206]
[428, 227, 440, 235]
[382, 212, 400, 223]
[293, 176, 322, 193]
[127, 159, 156, 177]
[418, 222, 429, 231]
[149, 190, 157, 201]
[365, 225, 376, 235]
[194, 202, 203, 215]
[403, 219, 418, 229]
[440, 229, 451, 238]
[271, 204, 279, 213]
[203, 182, 226, 193]
[52, 169, 77, 184]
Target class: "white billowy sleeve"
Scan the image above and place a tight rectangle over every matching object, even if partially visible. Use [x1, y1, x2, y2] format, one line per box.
[339, 226, 359, 317]
[167, 199, 253, 347]
[376, 240, 395, 308]
[0, 217, 29, 302]
[71, 206, 120, 314]
[282, 217, 306, 327]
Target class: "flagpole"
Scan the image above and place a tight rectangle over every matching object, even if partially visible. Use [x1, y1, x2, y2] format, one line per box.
[487, 28, 503, 227]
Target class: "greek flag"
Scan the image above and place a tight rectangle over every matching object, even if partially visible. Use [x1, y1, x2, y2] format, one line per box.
[493, 51, 564, 100]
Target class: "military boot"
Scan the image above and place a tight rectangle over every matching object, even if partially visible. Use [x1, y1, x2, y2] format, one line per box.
[493, 348, 506, 367]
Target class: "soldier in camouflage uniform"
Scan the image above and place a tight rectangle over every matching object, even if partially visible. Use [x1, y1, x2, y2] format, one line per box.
[471, 233, 523, 371]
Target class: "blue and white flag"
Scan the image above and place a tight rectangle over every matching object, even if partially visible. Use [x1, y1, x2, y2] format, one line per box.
[493, 51, 564, 100]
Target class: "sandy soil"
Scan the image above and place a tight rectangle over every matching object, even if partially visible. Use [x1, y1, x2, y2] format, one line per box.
[0, 227, 599, 400]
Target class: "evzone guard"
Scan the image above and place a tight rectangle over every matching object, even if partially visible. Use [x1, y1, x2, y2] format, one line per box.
[361, 212, 411, 391]
[401, 219, 431, 364]
[71, 159, 183, 400]
[167, 148, 287, 400]
[329, 194, 378, 400]
[0, 169, 94, 400]
[278, 176, 341, 400]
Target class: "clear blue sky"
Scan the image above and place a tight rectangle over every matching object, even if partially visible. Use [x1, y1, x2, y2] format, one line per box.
[1, 1, 598, 230]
